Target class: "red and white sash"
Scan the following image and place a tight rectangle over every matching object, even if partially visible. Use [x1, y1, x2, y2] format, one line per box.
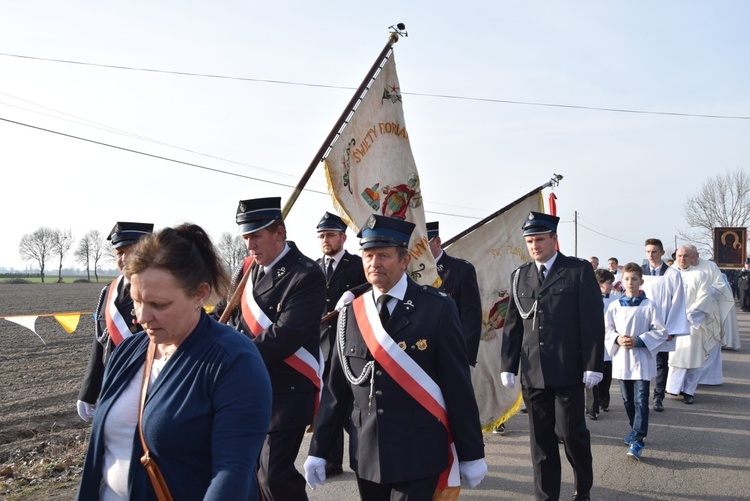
[351, 295, 460, 490]
[240, 264, 323, 409]
[105, 276, 133, 346]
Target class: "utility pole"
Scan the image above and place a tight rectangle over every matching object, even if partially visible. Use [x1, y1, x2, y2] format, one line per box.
[574, 211, 578, 257]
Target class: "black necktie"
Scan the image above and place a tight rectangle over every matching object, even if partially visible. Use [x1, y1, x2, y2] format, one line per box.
[378, 294, 392, 327]
[326, 258, 334, 280]
[254, 266, 265, 286]
[539, 264, 547, 285]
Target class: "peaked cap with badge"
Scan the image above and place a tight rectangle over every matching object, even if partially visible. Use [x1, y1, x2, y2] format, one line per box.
[107, 222, 154, 249]
[426, 221, 440, 241]
[236, 197, 283, 235]
[522, 211, 559, 236]
[358, 214, 415, 249]
[317, 212, 347, 233]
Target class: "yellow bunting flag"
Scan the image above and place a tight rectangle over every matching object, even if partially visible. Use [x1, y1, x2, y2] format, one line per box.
[54, 314, 81, 334]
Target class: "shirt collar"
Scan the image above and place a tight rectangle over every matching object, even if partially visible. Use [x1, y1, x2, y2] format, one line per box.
[536, 252, 558, 272]
[264, 243, 291, 273]
[373, 273, 408, 304]
[326, 248, 346, 266]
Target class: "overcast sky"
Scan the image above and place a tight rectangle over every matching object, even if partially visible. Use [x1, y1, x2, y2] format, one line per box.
[1, 1, 748, 272]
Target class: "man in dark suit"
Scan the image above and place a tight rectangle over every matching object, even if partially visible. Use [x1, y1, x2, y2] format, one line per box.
[500, 211, 604, 501]
[305, 214, 487, 499]
[315, 211, 367, 477]
[738, 259, 750, 312]
[76, 221, 153, 422]
[427, 221, 482, 366]
[219, 197, 327, 501]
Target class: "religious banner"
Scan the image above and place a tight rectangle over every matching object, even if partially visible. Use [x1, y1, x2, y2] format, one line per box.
[324, 52, 438, 286]
[443, 191, 545, 431]
[713, 227, 747, 268]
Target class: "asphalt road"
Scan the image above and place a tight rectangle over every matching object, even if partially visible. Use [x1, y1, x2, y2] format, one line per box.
[296, 311, 750, 500]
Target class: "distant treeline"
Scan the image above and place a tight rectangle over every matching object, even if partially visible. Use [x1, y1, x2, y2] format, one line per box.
[0, 273, 36, 279]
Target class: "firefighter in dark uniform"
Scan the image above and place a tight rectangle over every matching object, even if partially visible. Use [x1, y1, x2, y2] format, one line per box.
[305, 214, 487, 500]
[315, 211, 367, 477]
[216, 197, 326, 501]
[738, 259, 750, 312]
[76, 221, 154, 422]
[426, 221, 482, 366]
[500, 212, 603, 501]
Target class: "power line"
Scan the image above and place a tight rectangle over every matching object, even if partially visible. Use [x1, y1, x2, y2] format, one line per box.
[0, 114, 484, 221]
[0, 115, 321, 192]
[2, 52, 749, 121]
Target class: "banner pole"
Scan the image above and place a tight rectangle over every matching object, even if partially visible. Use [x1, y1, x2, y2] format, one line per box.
[441, 174, 563, 247]
[281, 28, 402, 218]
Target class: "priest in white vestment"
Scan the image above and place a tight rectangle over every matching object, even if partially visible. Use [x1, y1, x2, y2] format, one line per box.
[666, 247, 721, 403]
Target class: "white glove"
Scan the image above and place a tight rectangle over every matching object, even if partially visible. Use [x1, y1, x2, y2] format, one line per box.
[500, 372, 515, 389]
[459, 459, 488, 488]
[582, 371, 603, 389]
[303, 456, 327, 490]
[76, 400, 96, 422]
[686, 309, 706, 329]
[335, 291, 355, 312]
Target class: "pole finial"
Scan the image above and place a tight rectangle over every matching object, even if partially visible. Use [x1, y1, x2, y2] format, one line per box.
[389, 23, 408, 41]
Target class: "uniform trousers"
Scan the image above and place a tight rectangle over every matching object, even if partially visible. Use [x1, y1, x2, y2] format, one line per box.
[355, 473, 439, 501]
[523, 384, 593, 501]
[653, 351, 669, 400]
[257, 427, 308, 501]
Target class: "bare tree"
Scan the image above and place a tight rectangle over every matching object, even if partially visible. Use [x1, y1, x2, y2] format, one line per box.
[75, 230, 105, 282]
[52, 229, 74, 283]
[680, 168, 750, 257]
[217, 232, 247, 272]
[19, 227, 56, 282]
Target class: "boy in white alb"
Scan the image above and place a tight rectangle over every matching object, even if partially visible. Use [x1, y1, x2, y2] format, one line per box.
[604, 263, 668, 462]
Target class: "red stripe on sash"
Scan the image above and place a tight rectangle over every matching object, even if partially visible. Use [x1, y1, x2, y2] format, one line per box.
[351, 296, 456, 489]
[239, 257, 322, 413]
[105, 278, 127, 346]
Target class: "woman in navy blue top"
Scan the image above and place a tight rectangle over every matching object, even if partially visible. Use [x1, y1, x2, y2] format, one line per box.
[78, 224, 272, 500]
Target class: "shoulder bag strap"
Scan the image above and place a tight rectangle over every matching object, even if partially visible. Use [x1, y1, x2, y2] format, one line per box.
[138, 342, 173, 501]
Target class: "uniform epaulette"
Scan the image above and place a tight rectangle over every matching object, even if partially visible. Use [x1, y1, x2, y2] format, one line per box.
[419, 284, 450, 298]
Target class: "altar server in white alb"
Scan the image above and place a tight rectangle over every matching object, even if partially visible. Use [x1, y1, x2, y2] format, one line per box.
[605, 263, 668, 462]
[640, 238, 690, 412]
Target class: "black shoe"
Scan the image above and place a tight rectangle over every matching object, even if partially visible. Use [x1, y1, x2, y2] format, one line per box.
[520, 405, 528, 414]
[653, 398, 664, 412]
[572, 492, 590, 500]
[601, 404, 609, 412]
[492, 423, 506, 435]
[325, 463, 343, 477]
[586, 412, 598, 420]
[683, 394, 694, 404]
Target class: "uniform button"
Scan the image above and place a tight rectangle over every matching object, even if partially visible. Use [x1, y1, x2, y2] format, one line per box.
[375, 390, 382, 396]
[539, 326, 544, 330]
[377, 409, 384, 415]
[326, 298, 331, 302]
[290, 386, 295, 390]
[376, 370, 383, 376]
[539, 342, 544, 346]
[350, 348, 355, 353]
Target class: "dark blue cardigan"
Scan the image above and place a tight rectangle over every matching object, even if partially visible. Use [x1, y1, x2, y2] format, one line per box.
[77, 311, 272, 500]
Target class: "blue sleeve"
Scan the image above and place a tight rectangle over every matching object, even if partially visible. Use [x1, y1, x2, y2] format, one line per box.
[204, 345, 272, 499]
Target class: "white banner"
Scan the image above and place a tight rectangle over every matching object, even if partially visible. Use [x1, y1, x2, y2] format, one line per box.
[445, 192, 544, 430]
[324, 53, 438, 286]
